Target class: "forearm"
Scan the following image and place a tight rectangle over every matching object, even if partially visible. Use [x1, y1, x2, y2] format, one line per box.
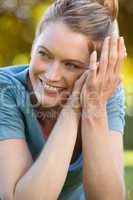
[14, 107, 79, 200]
[81, 106, 125, 200]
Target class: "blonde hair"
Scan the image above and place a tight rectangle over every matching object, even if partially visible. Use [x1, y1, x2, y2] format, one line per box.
[35, 0, 118, 55]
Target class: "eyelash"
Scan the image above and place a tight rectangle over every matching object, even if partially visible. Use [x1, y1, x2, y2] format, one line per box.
[38, 50, 80, 70]
[38, 51, 51, 59]
[66, 63, 80, 70]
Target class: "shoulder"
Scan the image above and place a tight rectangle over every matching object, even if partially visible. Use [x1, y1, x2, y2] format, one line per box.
[0, 64, 29, 97]
[0, 64, 29, 83]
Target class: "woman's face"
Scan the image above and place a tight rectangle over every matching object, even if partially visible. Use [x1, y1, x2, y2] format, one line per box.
[29, 21, 90, 108]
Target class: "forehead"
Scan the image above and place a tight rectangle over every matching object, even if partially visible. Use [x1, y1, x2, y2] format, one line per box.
[35, 21, 90, 61]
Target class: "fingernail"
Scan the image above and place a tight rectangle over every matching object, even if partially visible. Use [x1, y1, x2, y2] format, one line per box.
[90, 51, 97, 58]
[92, 51, 97, 56]
[106, 36, 110, 40]
[125, 52, 127, 57]
[120, 36, 124, 42]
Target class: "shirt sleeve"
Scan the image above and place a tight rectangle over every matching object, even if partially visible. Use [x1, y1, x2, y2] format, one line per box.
[106, 83, 126, 134]
[0, 78, 25, 140]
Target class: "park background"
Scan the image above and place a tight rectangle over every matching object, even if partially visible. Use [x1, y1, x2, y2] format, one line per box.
[0, 0, 132, 199]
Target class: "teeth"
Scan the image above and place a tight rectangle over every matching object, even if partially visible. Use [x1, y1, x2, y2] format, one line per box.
[43, 83, 58, 91]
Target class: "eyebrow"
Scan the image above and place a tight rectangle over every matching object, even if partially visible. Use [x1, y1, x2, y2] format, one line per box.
[38, 45, 88, 68]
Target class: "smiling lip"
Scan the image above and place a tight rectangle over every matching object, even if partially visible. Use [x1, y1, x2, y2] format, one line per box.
[44, 88, 58, 96]
[39, 79, 66, 93]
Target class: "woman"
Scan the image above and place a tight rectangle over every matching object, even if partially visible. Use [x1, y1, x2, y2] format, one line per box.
[0, 0, 127, 199]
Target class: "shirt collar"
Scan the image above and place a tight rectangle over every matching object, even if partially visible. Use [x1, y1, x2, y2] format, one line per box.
[16, 64, 29, 89]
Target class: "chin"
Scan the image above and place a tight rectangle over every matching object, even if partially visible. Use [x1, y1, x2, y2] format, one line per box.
[42, 101, 59, 108]
[35, 88, 69, 110]
[41, 95, 63, 109]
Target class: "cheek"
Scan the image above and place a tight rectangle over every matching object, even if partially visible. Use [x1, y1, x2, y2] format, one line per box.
[30, 57, 47, 75]
[66, 72, 83, 89]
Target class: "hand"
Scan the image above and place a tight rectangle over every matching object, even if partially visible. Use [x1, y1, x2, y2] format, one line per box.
[80, 34, 127, 117]
[64, 70, 88, 114]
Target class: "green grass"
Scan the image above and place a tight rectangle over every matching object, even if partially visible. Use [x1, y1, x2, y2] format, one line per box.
[124, 151, 133, 200]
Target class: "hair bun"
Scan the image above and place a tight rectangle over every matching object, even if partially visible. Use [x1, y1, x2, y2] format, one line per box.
[97, 0, 118, 21]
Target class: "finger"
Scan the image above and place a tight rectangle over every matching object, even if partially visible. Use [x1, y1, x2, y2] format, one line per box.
[86, 51, 97, 83]
[114, 37, 127, 74]
[99, 37, 110, 76]
[70, 70, 89, 112]
[108, 33, 118, 73]
[72, 70, 89, 95]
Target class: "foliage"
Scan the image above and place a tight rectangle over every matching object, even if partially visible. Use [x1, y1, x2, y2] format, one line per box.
[124, 116, 133, 149]
[124, 151, 133, 200]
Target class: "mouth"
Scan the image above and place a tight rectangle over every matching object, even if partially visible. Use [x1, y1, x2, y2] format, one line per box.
[39, 79, 67, 94]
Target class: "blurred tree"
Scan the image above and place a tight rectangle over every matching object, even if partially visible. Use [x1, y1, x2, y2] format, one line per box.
[119, 0, 133, 56]
[124, 115, 133, 149]
[0, 0, 132, 63]
[0, 0, 53, 65]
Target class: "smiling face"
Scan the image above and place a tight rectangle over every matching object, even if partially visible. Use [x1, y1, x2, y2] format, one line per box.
[29, 21, 91, 108]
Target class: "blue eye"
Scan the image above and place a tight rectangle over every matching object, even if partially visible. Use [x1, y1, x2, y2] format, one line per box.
[66, 63, 79, 71]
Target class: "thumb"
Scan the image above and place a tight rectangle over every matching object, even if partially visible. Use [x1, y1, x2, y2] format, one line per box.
[66, 70, 89, 113]
[72, 70, 89, 95]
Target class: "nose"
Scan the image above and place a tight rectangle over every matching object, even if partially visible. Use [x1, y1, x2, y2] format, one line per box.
[44, 61, 62, 82]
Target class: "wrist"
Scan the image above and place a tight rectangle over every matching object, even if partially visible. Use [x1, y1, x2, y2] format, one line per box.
[81, 104, 108, 135]
[82, 103, 107, 121]
[62, 104, 81, 122]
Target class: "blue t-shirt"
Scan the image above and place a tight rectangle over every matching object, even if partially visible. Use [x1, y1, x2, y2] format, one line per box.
[0, 64, 126, 200]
